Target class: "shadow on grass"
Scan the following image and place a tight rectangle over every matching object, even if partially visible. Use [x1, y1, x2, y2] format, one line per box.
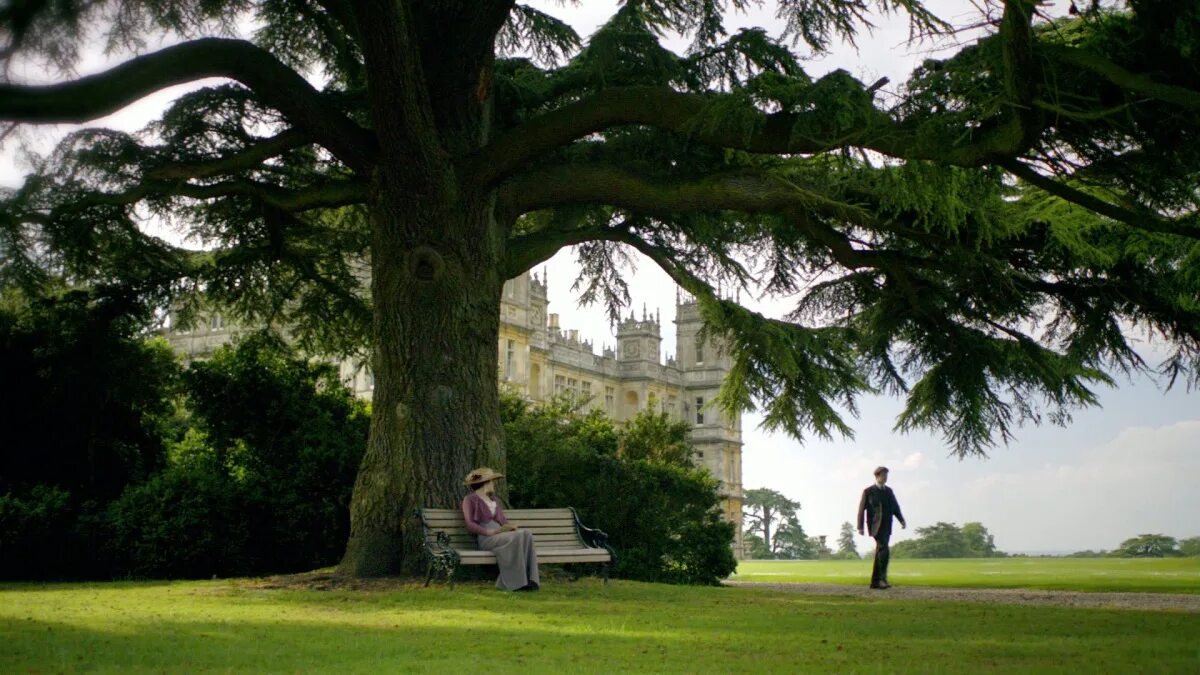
[0, 579, 187, 593]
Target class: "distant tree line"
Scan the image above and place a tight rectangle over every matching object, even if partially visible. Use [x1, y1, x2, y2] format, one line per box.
[741, 492, 1012, 561]
[0, 285, 734, 583]
[889, 522, 1005, 559]
[1067, 534, 1200, 558]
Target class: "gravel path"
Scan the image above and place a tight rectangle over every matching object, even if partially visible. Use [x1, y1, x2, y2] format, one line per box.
[722, 581, 1200, 612]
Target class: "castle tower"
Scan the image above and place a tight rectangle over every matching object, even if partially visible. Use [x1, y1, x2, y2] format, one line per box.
[676, 297, 745, 557]
[613, 307, 664, 418]
[616, 306, 662, 365]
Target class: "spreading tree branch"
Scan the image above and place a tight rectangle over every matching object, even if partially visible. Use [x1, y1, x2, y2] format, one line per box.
[48, 177, 368, 214]
[466, 84, 1049, 188]
[145, 129, 313, 180]
[1042, 44, 1200, 112]
[0, 38, 376, 171]
[999, 159, 1200, 241]
[500, 163, 880, 223]
[499, 163, 965, 291]
[469, 0, 1043, 188]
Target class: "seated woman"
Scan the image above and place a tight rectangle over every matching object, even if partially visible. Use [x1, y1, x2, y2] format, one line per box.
[461, 467, 540, 591]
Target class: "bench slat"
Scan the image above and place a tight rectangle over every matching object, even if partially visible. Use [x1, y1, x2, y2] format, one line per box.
[428, 532, 587, 543]
[457, 549, 612, 565]
[422, 521, 579, 530]
[422, 516, 577, 525]
[425, 525, 582, 536]
[422, 508, 576, 520]
[428, 536, 586, 550]
[428, 531, 584, 542]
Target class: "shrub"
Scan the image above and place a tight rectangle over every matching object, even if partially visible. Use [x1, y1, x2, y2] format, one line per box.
[104, 332, 369, 578]
[104, 463, 252, 578]
[182, 333, 368, 573]
[0, 485, 74, 578]
[503, 393, 737, 585]
[0, 287, 181, 579]
[0, 290, 179, 505]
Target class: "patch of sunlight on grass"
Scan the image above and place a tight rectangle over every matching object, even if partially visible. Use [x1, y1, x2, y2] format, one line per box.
[3, 578, 1199, 673]
[732, 558, 1200, 593]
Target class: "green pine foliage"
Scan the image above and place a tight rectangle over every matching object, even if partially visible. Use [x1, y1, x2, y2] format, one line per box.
[2, 1, 1199, 576]
[1, 2, 1197, 460]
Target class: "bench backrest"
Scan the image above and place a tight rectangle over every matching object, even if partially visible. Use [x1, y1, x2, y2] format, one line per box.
[419, 508, 587, 552]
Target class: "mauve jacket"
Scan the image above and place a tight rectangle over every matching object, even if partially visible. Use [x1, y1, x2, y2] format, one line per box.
[461, 492, 510, 536]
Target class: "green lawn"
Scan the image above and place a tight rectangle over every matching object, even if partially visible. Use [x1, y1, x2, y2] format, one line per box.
[732, 557, 1200, 593]
[2, 577, 1198, 673]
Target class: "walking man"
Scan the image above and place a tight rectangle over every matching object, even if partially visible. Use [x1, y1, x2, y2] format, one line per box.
[857, 466, 906, 589]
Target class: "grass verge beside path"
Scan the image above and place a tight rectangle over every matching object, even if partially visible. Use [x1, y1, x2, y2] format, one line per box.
[732, 557, 1200, 594]
[2, 577, 1199, 673]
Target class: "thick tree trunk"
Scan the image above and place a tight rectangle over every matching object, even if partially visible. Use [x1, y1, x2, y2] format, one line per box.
[337, 179, 505, 577]
[335, 2, 504, 575]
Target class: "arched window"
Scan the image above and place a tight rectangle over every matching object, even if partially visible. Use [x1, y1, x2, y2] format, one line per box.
[624, 390, 639, 411]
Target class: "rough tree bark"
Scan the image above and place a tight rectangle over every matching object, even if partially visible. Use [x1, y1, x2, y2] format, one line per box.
[335, 1, 510, 576]
[337, 182, 507, 576]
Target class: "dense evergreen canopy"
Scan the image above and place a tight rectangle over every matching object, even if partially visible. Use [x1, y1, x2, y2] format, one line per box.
[1, 0, 1197, 575]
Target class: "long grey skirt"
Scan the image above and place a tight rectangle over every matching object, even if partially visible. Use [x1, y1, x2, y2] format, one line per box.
[477, 520, 540, 591]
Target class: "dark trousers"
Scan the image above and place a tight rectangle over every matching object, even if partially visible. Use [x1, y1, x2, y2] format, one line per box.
[871, 533, 891, 586]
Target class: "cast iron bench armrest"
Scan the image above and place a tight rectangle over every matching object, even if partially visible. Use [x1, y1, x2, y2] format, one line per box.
[570, 506, 617, 563]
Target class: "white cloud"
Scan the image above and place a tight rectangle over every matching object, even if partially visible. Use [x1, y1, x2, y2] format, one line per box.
[931, 420, 1200, 551]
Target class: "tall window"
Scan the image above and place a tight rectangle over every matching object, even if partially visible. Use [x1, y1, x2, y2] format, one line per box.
[555, 374, 566, 395]
[210, 314, 223, 330]
[695, 396, 705, 425]
[582, 381, 592, 399]
[695, 335, 705, 364]
[505, 339, 515, 380]
[605, 386, 615, 410]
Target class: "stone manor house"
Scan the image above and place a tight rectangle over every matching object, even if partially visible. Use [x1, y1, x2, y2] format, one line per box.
[167, 271, 746, 556]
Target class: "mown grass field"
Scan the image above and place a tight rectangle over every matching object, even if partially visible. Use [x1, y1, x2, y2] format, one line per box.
[2, 574, 1198, 673]
[731, 557, 1200, 593]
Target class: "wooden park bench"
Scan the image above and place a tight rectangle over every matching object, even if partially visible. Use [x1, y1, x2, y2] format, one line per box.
[415, 507, 616, 587]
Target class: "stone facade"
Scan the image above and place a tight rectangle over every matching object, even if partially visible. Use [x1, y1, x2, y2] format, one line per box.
[165, 271, 745, 556]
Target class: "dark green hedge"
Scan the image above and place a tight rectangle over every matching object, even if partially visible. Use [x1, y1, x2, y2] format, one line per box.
[104, 333, 369, 579]
[503, 394, 737, 585]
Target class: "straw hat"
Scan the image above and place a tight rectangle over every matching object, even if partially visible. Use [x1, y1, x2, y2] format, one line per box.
[463, 466, 505, 486]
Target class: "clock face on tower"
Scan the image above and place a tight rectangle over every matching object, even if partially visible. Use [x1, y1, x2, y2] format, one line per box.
[623, 340, 640, 358]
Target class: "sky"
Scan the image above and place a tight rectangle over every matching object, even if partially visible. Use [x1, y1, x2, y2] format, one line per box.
[2, 1, 1197, 554]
